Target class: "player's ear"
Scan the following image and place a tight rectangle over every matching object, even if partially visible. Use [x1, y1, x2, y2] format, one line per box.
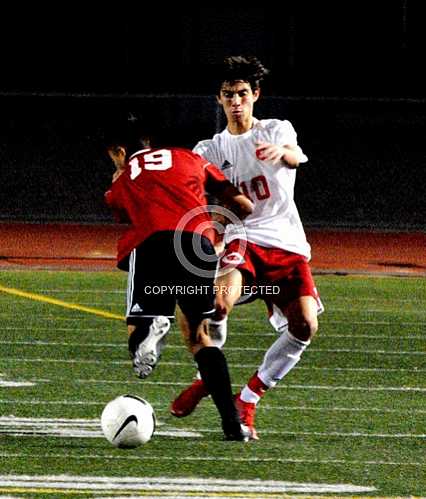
[253, 88, 260, 102]
[107, 146, 127, 169]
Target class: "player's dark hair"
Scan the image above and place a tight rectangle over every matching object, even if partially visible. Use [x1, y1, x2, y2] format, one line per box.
[103, 112, 151, 158]
[215, 56, 269, 95]
[102, 112, 183, 156]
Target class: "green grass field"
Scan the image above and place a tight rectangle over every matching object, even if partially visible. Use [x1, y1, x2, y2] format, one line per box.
[0, 270, 424, 497]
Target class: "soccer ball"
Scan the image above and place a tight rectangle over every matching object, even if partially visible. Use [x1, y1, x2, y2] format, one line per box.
[101, 394, 155, 448]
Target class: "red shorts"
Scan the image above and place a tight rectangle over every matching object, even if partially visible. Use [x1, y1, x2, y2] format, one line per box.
[220, 239, 321, 311]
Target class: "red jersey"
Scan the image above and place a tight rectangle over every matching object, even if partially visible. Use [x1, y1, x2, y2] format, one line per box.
[105, 147, 229, 265]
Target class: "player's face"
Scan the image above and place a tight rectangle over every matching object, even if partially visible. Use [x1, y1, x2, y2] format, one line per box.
[217, 81, 260, 127]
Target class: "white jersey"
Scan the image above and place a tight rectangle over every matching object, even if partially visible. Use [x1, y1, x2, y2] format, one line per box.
[194, 118, 311, 259]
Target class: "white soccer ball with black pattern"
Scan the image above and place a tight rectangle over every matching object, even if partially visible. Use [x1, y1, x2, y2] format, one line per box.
[101, 394, 155, 448]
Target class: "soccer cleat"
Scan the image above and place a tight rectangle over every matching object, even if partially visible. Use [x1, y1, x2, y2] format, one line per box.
[223, 422, 251, 442]
[234, 393, 259, 440]
[132, 316, 170, 379]
[170, 379, 209, 417]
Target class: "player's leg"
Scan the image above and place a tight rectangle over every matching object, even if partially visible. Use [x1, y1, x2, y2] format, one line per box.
[170, 268, 244, 417]
[178, 312, 248, 440]
[209, 239, 256, 345]
[209, 267, 244, 343]
[236, 295, 318, 439]
[125, 240, 174, 379]
[236, 258, 323, 439]
[171, 233, 249, 440]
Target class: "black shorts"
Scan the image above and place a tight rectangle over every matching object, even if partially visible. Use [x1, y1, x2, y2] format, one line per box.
[124, 231, 217, 325]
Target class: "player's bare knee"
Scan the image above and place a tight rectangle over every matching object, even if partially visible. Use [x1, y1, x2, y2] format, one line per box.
[290, 317, 318, 342]
[307, 317, 318, 339]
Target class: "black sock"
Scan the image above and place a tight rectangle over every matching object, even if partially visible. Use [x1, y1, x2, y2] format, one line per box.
[194, 347, 241, 433]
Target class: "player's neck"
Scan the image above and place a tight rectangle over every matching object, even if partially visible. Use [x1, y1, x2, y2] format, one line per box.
[227, 117, 254, 136]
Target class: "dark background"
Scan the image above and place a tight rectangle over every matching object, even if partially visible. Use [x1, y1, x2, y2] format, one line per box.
[0, 3, 425, 228]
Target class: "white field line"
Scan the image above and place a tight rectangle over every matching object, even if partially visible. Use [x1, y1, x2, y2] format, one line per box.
[0, 417, 201, 439]
[0, 474, 377, 494]
[320, 320, 425, 325]
[3, 329, 426, 341]
[1, 340, 425, 355]
[243, 404, 426, 414]
[316, 334, 426, 339]
[0, 315, 102, 320]
[0, 398, 105, 406]
[2, 327, 426, 339]
[21, 377, 426, 392]
[2, 327, 120, 332]
[0, 452, 424, 468]
[0, 381, 35, 387]
[25, 290, 126, 294]
[326, 307, 426, 314]
[3, 289, 422, 303]
[203, 428, 426, 439]
[0, 288, 423, 305]
[0, 372, 35, 387]
[4, 288, 420, 301]
[0, 398, 424, 414]
[328, 297, 422, 302]
[2, 358, 426, 374]
[7, 301, 425, 315]
[9, 301, 426, 311]
[41, 302, 121, 307]
[2, 302, 426, 316]
[0, 416, 424, 440]
[0, 314, 424, 326]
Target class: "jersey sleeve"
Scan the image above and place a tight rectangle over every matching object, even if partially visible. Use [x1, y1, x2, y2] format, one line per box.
[275, 120, 308, 163]
[193, 139, 222, 166]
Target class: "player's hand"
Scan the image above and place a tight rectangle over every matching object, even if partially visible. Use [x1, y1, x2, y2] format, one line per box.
[255, 142, 286, 164]
[255, 142, 300, 167]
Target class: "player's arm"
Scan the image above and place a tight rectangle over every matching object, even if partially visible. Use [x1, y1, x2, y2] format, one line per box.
[255, 142, 306, 168]
[103, 145, 131, 223]
[255, 120, 308, 168]
[104, 187, 131, 224]
[205, 165, 254, 220]
[216, 185, 254, 220]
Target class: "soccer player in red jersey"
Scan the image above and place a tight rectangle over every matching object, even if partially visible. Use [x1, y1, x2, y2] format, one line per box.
[104, 116, 253, 441]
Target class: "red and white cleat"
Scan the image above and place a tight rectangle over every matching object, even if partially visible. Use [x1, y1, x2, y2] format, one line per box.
[234, 393, 259, 440]
[170, 379, 209, 418]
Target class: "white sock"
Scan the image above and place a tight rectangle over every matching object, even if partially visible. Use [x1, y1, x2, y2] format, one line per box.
[257, 329, 310, 388]
[240, 386, 261, 404]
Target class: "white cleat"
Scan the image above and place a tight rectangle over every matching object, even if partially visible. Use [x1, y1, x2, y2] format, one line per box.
[133, 316, 171, 379]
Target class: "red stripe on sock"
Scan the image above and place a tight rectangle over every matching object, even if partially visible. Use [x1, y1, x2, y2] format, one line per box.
[247, 371, 268, 397]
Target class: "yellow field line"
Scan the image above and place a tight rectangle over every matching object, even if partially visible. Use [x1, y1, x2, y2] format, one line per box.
[0, 284, 124, 321]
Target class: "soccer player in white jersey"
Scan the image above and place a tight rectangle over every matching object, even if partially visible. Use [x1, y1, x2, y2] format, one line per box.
[171, 56, 323, 439]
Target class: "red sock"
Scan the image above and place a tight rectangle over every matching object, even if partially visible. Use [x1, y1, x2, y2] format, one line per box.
[247, 371, 268, 398]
